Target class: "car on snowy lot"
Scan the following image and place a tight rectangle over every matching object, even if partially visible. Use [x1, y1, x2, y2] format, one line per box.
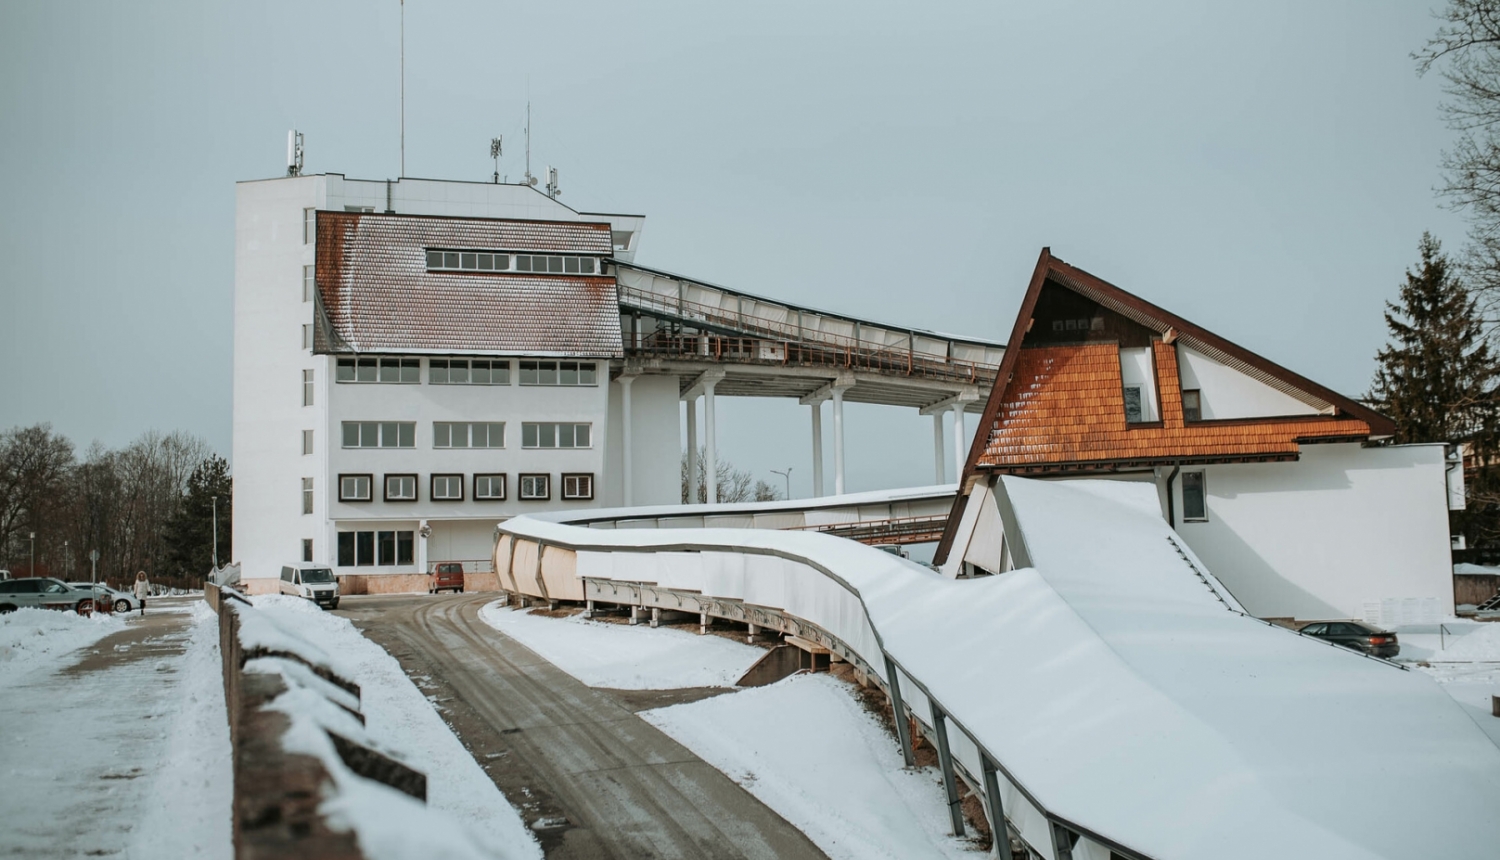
[67, 582, 139, 614]
[280, 564, 340, 610]
[1297, 620, 1400, 659]
[0, 578, 99, 614]
[429, 562, 465, 594]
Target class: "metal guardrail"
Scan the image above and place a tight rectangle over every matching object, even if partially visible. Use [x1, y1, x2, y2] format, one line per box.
[785, 514, 950, 546]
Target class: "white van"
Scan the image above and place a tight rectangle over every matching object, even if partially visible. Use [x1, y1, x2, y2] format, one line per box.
[279, 564, 340, 610]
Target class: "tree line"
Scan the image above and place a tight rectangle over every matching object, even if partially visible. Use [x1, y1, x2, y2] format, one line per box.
[0, 424, 230, 590]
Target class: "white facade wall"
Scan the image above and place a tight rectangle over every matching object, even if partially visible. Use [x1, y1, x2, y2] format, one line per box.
[602, 376, 681, 508]
[1177, 345, 1320, 419]
[1171, 442, 1455, 620]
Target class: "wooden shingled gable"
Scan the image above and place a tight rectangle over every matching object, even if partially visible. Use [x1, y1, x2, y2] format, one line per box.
[933, 248, 1395, 564]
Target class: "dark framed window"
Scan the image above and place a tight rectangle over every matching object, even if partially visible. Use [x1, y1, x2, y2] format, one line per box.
[336, 357, 419, 384]
[521, 422, 592, 448]
[339, 474, 373, 502]
[385, 474, 417, 502]
[562, 473, 594, 500]
[338, 530, 413, 567]
[356, 531, 375, 567]
[341, 421, 416, 448]
[1123, 386, 1144, 423]
[1182, 471, 1208, 522]
[302, 538, 313, 563]
[431, 473, 464, 501]
[475, 474, 507, 500]
[1182, 389, 1202, 422]
[519, 473, 550, 500]
[430, 359, 510, 385]
[518, 361, 596, 386]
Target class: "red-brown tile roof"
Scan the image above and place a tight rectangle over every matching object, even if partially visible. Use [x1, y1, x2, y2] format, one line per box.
[314, 211, 621, 356]
[978, 342, 1374, 471]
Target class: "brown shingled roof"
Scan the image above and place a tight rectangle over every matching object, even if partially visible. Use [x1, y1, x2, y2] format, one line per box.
[314, 211, 622, 357]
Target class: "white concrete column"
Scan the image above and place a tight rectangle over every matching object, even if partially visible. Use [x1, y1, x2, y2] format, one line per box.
[810, 402, 824, 498]
[933, 412, 946, 484]
[620, 375, 635, 506]
[951, 403, 966, 483]
[832, 386, 846, 495]
[686, 396, 699, 504]
[704, 380, 718, 504]
[417, 520, 429, 574]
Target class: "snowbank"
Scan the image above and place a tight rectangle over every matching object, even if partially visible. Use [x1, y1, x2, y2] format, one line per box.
[478, 602, 763, 689]
[642, 673, 975, 860]
[0, 607, 121, 684]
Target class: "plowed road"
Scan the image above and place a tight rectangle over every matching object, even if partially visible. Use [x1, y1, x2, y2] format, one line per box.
[339, 593, 827, 860]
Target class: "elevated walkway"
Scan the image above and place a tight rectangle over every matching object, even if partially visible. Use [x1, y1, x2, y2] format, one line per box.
[495, 478, 1500, 860]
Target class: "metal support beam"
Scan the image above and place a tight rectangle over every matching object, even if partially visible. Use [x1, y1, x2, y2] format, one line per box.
[933, 412, 945, 484]
[883, 655, 916, 767]
[1050, 821, 1076, 860]
[833, 386, 847, 495]
[982, 756, 1015, 859]
[705, 378, 718, 504]
[620, 374, 636, 506]
[686, 395, 699, 504]
[932, 705, 966, 837]
[951, 402, 965, 488]
[811, 403, 824, 498]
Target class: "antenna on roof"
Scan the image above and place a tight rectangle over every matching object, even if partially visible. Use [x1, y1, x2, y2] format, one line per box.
[490, 137, 503, 184]
[287, 130, 304, 177]
[546, 166, 560, 199]
[523, 102, 537, 187]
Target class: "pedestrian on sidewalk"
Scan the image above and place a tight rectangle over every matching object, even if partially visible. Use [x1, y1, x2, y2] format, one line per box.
[133, 571, 149, 615]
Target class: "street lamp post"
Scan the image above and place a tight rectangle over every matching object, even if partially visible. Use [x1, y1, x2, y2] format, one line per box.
[29, 532, 35, 578]
[63, 540, 69, 579]
[771, 467, 793, 501]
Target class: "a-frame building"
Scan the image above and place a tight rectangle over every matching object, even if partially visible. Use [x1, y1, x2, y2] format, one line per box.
[936, 249, 1461, 621]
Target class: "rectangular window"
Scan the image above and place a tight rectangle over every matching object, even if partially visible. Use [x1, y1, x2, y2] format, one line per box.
[1182, 389, 1202, 422]
[337, 530, 413, 567]
[474, 474, 506, 500]
[519, 361, 595, 386]
[304, 208, 316, 244]
[432, 474, 464, 501]
[434, 422, 505, 449]
[397, 531, 414, 565]
[303, 324, 313, 350]
[356, 531, 374, 567]
[1182, 471, 1208, 522]
[302, 538, 313, 563]
[340, 421, 416, 448]
[302, 429, 313, 456]
[339, 474, 373, 502]
[519, 473, 550, 500]
[302, 477, 313, 515]
[1123, 385, 1143, 423]
[521, 422, 591, 449]
[302, 369, 314, 406]
[425, 249, 523, 272]
[428, 359, 511, 385]
[336, 357, 419, 384]
[378, 530, 396, 566]
[385, 474, 417, 501]
[303, 265, 315, 302]
[562, 473, 594, 500]
[338, 532, 354, 567]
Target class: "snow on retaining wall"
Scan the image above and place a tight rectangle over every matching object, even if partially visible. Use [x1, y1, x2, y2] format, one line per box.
[496, 477, 1500, 860]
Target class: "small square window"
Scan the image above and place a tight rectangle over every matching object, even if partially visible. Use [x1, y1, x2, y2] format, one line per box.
[339, 474, 373, 502]
[444, 251, 460, 269]
[356, 358, 377, 383]
[562, 473, 594, 500]
[579, 258, 596, 275]
[1182, 389, 1202, 422]
[461, 252, 477, 269]
[548, 257, 564, 273]
[565, 256, 580, 274]
[494, 254, 510, 271]
[478, 253, 494, 271]
[519, 474, 550, 500]
[385, 474, 417, 501]
[400, 358, 420, 384]
[516, 255, 533, 272]
[1181, 471, 1208, 522]
[432, 473, 464, 501]
[475, 474, 506, 500]
[426, 249, 443, 269]
[430, 359, 449, 384]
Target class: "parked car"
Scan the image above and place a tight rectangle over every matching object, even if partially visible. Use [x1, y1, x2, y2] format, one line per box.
[279, 564, 340, 610]
[0, 578, 99, 614]
[1298, 620, 1400, 659]
[429, 562, 464, 594]
[67, 582, 139, 614]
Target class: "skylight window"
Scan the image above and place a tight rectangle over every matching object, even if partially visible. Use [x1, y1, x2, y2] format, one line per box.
[426, 249, 597, 275]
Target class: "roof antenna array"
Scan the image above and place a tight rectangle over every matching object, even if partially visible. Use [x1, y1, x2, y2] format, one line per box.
[490, 136, 503, 183]
[287, 130, 304, 177]
[523, 102, 537, 187]
[546, 166, 561, 199]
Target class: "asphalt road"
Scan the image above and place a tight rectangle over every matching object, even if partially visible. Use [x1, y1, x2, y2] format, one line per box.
[338, 593, 828, 860]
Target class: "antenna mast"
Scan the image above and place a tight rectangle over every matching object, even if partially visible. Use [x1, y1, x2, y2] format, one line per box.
[490, 137, 503, 183]
[399, 0, 405, 178]
[287, 130, 304, 177]
[523, 102, 536, 187]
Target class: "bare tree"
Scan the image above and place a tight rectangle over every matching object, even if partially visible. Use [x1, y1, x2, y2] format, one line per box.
[0, 424, 76, 574]
[680, 448, 784, 504]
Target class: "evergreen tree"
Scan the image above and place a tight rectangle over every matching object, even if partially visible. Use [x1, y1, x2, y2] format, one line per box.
[1369, 234, 1500, 548]
[163, 454, 232, 580]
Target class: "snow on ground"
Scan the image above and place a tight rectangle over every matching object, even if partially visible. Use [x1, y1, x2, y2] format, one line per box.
[249, 594, 542, 859]
[1395, 620, 1500, 747]
[0, 607, 121, 683]
[478, 601, 765, 688]
[642, 673, 978, 860]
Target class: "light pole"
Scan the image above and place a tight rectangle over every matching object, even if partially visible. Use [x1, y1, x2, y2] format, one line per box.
[771, 467, 793, 501]
[89, 550, 99, 592]
[29, 532, 35, 577]
[63, 540, 69, 579]
[211, 496, 219, 571]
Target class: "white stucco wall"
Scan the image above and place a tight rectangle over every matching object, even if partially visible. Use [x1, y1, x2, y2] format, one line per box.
[602, 375, 682, 507]
[1176, 345, 1320, 419]
[1171, 442, 1454, 620]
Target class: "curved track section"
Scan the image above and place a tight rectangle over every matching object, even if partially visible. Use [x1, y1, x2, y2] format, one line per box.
[496, 478, 1500, 860]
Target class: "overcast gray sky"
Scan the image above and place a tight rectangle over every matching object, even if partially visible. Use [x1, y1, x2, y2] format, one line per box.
[0, 1, 1468, 499]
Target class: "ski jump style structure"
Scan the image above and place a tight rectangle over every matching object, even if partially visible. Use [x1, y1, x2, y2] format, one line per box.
[494, 479, 1500, 860]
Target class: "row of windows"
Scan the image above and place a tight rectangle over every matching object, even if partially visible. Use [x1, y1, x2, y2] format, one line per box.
[1123, 385, 1204, 423]
[333, 358, 597, 387]
[336, 472, 593, 503]
[425, 249, 601, 276]
[338, 529, 414, 567]
[338, 421, 590, 450]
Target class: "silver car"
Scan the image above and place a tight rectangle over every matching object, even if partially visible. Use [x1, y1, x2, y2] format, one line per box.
[0, 578, 99, 614]
[68, 582, 139, 614]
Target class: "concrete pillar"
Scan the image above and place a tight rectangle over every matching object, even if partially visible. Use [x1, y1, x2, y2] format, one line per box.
[686, 396, 699, 504]
[620, 375, 635, 506]
[417, 520, 429, 575]
[832, 387, 846, 495]
[811, 402, 824, 498]
[951, 403, 965, 485]
[933, 412, 945, 484]
[705, 380, 718, 504]
[650, 606, 661, 628]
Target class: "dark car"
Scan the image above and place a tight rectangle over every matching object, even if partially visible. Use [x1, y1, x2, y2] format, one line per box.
[1298, 620, 1400, 659]
[429, 562, 464, 594]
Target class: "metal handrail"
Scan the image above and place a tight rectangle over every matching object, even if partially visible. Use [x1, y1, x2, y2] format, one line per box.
[629, 331, 994, 385]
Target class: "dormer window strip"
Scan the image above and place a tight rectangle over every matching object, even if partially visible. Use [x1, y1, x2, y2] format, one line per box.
[425, 248, 599, 276]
